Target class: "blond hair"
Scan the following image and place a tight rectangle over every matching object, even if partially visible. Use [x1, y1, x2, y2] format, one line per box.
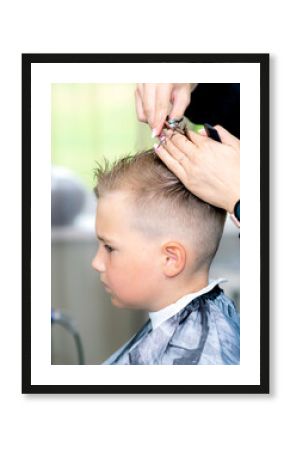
[94, 149, 226, 270]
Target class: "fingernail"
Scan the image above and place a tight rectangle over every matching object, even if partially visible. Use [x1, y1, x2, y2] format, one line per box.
[153, 143, 160, 151]
[151, 128, 157, 138]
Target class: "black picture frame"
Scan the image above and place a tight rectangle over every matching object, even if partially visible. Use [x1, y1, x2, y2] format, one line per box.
[22, 53, 269, 394]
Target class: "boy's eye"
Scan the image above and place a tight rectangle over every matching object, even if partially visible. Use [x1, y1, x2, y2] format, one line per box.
[104, 244, 114, 253]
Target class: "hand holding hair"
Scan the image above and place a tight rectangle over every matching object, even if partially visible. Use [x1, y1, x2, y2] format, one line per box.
[155, 124, 240, 214]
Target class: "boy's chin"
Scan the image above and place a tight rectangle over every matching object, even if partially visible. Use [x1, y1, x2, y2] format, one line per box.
[110, 296, 141, 310]
[110, 296, 126, 309]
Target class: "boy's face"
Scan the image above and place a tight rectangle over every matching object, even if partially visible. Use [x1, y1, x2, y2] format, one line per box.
[91, 191, 163, 310]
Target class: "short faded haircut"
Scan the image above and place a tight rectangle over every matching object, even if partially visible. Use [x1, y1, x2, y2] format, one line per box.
[94, 149, 226, 270]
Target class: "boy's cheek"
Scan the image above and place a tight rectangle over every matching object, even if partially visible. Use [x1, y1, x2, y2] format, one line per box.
[110, 278, 143, 303]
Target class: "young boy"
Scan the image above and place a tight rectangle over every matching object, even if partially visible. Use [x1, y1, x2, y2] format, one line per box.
[92, 149, 240, 365]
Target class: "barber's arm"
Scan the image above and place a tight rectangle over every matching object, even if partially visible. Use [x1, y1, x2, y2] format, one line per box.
[154, 125, 240, 218]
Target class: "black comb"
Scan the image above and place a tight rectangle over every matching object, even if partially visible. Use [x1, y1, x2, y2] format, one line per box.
[204, 123, 222, 143]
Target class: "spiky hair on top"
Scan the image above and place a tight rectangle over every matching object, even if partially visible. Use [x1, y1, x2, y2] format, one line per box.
[93, 149, 226, 269]
[94, 150, 197, 199]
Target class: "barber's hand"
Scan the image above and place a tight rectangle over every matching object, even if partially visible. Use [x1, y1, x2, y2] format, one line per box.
[155, 125, 240, 214]
[135, 83, 197, 137]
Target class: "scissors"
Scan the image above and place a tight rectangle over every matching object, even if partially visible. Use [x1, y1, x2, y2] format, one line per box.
[161, 117, 222, 143]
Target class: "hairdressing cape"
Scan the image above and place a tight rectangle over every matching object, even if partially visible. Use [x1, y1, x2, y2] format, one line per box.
[102, 284, 240, 365]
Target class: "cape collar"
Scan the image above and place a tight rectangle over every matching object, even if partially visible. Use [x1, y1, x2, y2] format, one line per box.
[148, 278, 226, 330]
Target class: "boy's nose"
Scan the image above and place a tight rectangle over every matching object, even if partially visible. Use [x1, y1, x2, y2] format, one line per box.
[91, 251, 105, 273]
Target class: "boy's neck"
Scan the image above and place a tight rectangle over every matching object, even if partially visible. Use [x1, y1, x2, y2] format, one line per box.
[150, 270, 210, 312]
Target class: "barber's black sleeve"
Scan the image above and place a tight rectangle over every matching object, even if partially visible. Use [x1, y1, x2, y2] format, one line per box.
[185, 83, 240, 139]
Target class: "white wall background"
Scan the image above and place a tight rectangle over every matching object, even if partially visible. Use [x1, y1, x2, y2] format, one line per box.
[0, 1, 287, 449]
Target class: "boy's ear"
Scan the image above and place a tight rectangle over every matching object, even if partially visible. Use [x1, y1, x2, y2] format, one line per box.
[161, 241, 186, 277]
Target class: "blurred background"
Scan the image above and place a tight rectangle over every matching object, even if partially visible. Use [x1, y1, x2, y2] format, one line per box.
[51, 84, 240, 365]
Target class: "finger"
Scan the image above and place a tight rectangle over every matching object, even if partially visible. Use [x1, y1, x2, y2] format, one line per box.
[161, 136, 190, 164]
[136, 83, 144, 96]
[142, 84, 157, 129]
[214, 125, 240, 148]
[135, 89, 147, 123]
[169, 85, 191, 120]
[152, 84, 172, 136]
[162, 128, 174, 139]
[170, 131, 198, 158]
[185, 128, 209, 147]
[154, 145, 187, 180]
[197, 127, 207, 136]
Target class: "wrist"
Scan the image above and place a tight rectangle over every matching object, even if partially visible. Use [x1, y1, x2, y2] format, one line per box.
[226, 193, 240, 214]
[190, 83, 198, 92]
